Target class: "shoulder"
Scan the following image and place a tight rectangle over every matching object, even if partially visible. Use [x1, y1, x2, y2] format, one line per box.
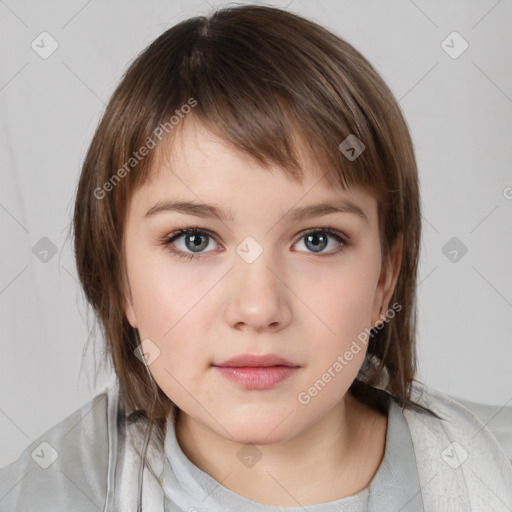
[401, 380, 512, 508]
[406, 380, 511, 451]
[405, 379, 512, 465]
[0, 382, 120, 512]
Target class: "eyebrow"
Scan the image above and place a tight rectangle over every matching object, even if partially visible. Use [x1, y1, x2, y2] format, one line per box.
[144, 199, 369, 224]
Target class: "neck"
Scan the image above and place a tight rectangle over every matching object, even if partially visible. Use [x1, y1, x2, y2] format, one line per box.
[173, 391, 387, 506]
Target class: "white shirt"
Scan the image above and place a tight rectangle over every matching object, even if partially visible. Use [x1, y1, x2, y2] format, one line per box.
[1, 379, 511, 511]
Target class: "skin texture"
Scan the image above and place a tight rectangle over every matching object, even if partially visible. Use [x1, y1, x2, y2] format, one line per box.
[123, 119, 403, 506]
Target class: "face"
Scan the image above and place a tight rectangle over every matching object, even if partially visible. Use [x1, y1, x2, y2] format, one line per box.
[123, 119, 401, 445]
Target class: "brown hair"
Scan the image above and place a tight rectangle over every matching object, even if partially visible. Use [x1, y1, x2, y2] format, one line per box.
[72, 3, 440, 454]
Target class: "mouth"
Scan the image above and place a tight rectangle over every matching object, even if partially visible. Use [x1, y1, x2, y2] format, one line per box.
[212, 353, 300, 390]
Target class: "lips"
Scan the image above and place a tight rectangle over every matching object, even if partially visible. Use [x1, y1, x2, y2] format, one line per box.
[212, 353, 300, 390]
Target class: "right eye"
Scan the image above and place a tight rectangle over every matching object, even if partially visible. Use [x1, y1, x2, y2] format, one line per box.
[161, 228, 220, 260]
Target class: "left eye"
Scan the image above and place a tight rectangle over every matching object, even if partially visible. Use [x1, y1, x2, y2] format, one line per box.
[161, 227, 348, 260]
[294, 229, 346, 255]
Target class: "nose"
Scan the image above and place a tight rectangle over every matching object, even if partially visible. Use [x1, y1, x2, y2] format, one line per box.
[223, 249, 292, 333]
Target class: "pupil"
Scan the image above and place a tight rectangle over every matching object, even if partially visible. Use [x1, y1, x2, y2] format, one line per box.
[187, 234, 207, 252]
[307, 233, 327, 252]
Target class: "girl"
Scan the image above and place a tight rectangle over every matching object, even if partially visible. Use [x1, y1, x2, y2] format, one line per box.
[1, 4, 511, 511]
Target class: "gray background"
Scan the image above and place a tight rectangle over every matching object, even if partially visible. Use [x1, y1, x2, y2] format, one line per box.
[1, 0, 511, 467]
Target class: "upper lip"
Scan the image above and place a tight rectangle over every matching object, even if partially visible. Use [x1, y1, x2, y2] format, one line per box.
[213, 353, 299, 368]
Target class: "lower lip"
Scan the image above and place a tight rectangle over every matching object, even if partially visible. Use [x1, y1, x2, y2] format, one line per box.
[213, 366, 299, 389]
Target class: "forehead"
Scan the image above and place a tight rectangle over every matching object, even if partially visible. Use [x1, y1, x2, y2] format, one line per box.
[144, 116, 333, 188]
[129, 118, 378, 224]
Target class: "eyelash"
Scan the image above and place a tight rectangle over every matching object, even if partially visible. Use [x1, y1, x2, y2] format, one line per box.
[159, 226, 349, 261]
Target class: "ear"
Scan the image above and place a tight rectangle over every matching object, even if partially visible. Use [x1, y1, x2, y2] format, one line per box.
[371, 234, 403, 327]
[124, 293, 139, 329]
[121, 266, 139, 329]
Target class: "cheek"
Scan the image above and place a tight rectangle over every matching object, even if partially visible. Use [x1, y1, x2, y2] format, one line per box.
[128, 258, 215, 407]
[127, 244, 214, 334]
[126, 247, 222, 386]
[293, 255, 380, 340]
[290, 257, 379, 396]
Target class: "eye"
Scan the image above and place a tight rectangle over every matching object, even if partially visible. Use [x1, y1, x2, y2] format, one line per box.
[161, 228, 220, 261]
[293, 227, 348, 257]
